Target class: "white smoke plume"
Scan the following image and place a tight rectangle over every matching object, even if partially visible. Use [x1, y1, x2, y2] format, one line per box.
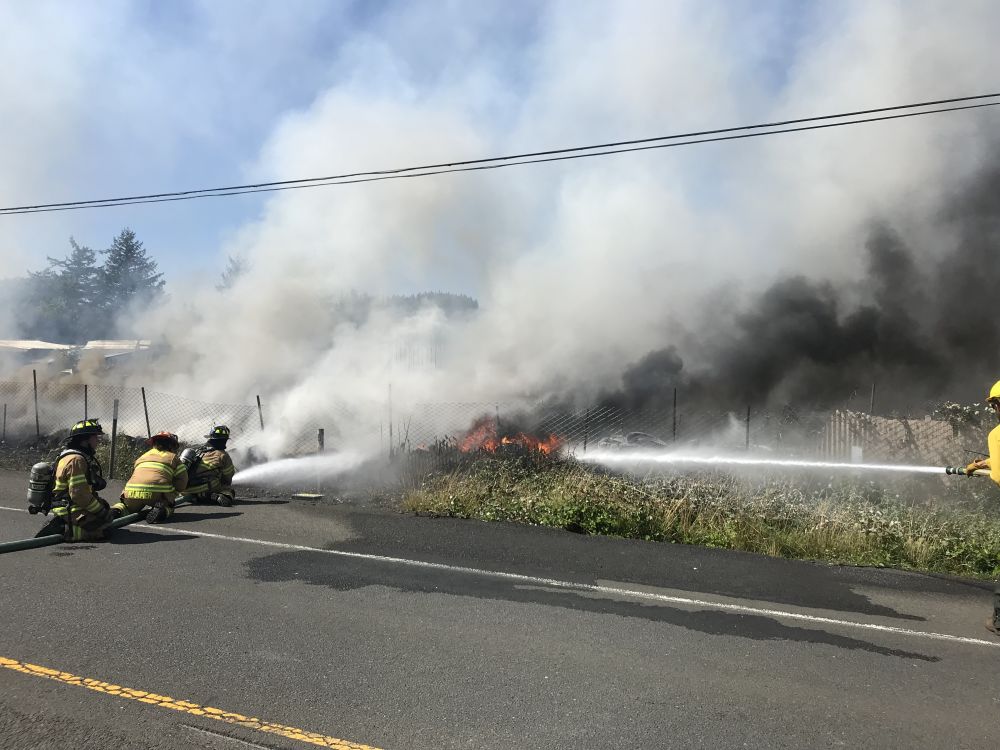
[12, 1, 1000, 451]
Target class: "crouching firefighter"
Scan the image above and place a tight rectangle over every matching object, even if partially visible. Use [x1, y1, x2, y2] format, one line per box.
[964, 379, 1000, 637]
[180, 425, 236, 507]
[32, 420, 113, 541]
[114, 432, 188, 523]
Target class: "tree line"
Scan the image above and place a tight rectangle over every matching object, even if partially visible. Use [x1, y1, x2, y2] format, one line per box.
[11, 228, 166, 343]
[5, 227, 477, 345]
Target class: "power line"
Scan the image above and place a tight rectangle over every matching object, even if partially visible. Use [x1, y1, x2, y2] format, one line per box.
[2, 93, 998, 216]
[7, 100, 999, 215]
[3, 92, 997, 212]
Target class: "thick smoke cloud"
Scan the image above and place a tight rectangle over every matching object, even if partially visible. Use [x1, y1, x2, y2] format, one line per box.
[124, 0, 1000, 447]
[608, 160, 1000, 414]
[6, 1, 1000, 448]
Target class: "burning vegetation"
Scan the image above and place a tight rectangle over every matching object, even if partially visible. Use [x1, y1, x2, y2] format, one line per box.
[456, 415, 563, 455]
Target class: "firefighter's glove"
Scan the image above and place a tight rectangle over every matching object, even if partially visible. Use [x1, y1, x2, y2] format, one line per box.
[965, 460, 988, 476]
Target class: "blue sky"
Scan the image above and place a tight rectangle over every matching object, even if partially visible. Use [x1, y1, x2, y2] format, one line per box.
[0, 0, 801, 285]
[0, 0, 993, 299]
[0, 0, 547, 283]
[1, 1, 356, 279]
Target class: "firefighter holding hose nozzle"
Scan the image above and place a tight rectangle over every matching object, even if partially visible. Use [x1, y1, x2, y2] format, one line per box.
[179, 425, 237, 507]
[965, 380, 1000, 636]
[964, 381, 1000, 484]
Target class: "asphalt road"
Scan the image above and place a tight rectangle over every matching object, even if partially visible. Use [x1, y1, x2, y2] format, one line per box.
[0, 468, 997, 749]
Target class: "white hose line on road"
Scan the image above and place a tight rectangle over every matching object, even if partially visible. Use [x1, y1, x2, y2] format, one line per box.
[1, 504, 997, 650]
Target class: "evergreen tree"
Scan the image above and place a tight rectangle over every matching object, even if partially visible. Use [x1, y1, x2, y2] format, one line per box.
[217, 254, 248, 291]
[23, 238, 107, 342]
[100, 228, 164, 321]
[50, 238, 103, 308]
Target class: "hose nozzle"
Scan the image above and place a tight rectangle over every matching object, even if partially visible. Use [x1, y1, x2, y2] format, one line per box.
[945, 466, 991, 477]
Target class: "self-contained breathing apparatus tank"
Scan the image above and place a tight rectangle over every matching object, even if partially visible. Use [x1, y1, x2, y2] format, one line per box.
[179, 447, 202, 473]
[27, 450, 106, 515]
[27, 462, 56, 515]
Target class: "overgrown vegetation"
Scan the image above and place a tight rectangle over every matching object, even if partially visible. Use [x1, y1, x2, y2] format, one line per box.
[0, 432, 151, 480]
[403, 453, 1000, 579]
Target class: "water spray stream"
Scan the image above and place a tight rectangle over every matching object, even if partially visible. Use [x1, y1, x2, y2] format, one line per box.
[578, 451, 990, 477]
[233, 451, 370, 486]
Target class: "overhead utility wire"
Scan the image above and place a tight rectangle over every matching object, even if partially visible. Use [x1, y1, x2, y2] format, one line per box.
[2, 94, 998, 216]
[1, 91, 996, 213]
[7, 101, 999, 215]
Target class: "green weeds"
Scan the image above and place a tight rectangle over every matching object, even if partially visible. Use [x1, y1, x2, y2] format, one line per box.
[403, 453, 1000, 579]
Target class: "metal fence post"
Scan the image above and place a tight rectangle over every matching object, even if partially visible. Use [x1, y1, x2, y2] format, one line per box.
[84, 384, 88, 421]
[256, 395, 265, 430]
[32, 370, 40, 439]
[672, 388, 678, 442]
[583, 408, 590, 453]
[141, 387, 151, 437]
[869, 382, 876, 414]
[109, 399, 119, 480]
[316, 428, 326, 493]
[745, 405, 751, 451]
[388, 384, 393, 458]
[2, 403, 5, 443]
[993, 587, 1000, 633]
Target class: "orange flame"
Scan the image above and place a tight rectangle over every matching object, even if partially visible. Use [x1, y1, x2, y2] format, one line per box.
[458, 416, 498, 452]
[500, 433, 563, 454]
[457, 417, 562, 454]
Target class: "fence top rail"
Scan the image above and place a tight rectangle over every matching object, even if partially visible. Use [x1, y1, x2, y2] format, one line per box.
[0, 381, 257, 408]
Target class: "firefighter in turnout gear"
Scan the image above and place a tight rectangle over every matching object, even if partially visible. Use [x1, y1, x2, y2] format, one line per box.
[34, 420, 113, 541]
[965, 380, 1000, 486]
[182, 425, 237, 507]
[114, 432, 188, 524]
[965, 380, 1000, 636]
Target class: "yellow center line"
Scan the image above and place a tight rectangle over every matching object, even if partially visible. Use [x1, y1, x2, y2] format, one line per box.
[0, 655, 382, 750]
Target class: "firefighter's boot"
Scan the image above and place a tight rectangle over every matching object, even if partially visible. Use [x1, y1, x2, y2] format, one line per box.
[988, 589, 1000, 637]
[146, 503, 169, 524]
[35, 516, 65, 539]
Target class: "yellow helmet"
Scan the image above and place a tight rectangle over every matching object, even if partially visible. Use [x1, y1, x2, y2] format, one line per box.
[989, 380, 1000, 403]
[69, 419, 104, 438]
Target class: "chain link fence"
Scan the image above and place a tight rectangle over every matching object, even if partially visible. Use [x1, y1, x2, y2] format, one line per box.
[0, 380, 261, 444]
[0, 377, 265, 475]
[391, 400, 991, 468]
[0, 374, 991, 476]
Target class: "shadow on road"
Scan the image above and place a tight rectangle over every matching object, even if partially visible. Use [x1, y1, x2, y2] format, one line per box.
[48, 545, 99, 557]
[245, 550, 941, 662]
[108, 529, 200, 545]
[167, 511, 242, 523]
[331, 513, 956, 621]
[225, 498, 289, 506]
[29, 510, 237, 552]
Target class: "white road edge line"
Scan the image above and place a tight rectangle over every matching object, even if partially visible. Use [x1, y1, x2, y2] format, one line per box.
[179, 723, 276, 750]
[2, 504, 998, 649]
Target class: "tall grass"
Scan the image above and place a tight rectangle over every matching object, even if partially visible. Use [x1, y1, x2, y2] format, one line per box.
[403, 453, 1000, 578]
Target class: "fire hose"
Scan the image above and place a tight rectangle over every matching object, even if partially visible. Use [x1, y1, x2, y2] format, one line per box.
[0, 466, 987, 555]
[0, 500, 191, 555]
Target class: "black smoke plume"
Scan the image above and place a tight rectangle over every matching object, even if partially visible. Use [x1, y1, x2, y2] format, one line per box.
[605, 160, 1000, 415]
